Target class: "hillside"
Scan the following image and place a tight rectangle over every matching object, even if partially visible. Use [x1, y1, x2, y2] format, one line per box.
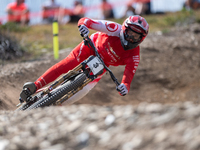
[0, 21, 200, 149]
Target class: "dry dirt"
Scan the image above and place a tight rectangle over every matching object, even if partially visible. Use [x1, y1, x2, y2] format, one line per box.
[0, 23, 200, 150]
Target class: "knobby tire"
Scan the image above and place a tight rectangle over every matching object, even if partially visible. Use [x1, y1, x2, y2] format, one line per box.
[23, 73, 86, 110]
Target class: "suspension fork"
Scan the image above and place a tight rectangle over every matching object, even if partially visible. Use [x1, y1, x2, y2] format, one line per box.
[55, 77, 92, 105]
[41, 63, 84, 95]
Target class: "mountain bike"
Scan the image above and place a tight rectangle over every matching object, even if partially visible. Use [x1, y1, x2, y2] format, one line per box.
[16, 36, 120, 111]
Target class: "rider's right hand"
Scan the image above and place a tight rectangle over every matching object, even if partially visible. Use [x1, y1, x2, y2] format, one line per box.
[19, 82, 37, 102]
[78, 25, 89, 37]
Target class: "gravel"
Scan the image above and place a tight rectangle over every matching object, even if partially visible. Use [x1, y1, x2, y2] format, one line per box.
[0, 102, 200, 150]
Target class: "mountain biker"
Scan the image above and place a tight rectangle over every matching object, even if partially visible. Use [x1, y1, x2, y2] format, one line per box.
[20, 15, 149, 104]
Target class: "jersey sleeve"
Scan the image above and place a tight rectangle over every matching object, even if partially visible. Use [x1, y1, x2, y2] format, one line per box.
[78, 17, 121, 36]
[121, 47, 140, 92]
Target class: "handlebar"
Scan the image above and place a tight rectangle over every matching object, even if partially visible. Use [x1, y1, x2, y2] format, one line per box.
[83, 36, 120, 86]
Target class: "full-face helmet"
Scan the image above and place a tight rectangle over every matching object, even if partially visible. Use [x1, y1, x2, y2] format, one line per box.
[120, 15, 149, 50]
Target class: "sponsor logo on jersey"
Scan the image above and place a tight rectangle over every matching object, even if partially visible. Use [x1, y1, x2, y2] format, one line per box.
[134, 60, 140, 62]
[108, 50, 117, 62]
[105, 22, 118, 32]
[108, 42, 120, 59]
[77, 43, 85, 62]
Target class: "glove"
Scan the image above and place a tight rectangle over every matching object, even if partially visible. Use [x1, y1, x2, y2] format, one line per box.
[20, 82, 37, 101]
[78, 25, 89, 37]
[116, 83, 128, 96]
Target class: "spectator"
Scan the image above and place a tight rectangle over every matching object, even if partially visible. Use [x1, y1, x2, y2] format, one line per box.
[6, 0, 30, 25]
[42, 0, 61, 23]
[100, 0, 114, 19]
[122, 0, 151, 18]
[69, 0, 85, 23]
[59, 0, 85, 24]
[184, 0, 200, 10]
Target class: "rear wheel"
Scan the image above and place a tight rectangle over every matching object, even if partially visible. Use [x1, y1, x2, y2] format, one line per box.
[25, 73, 87, 110]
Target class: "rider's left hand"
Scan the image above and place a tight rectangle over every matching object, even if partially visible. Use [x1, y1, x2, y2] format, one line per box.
[116, 83, 128, 96]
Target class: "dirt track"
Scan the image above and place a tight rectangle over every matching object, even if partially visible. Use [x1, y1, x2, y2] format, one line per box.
[1, 23, 200, 109]
[0, 23, 200, 150]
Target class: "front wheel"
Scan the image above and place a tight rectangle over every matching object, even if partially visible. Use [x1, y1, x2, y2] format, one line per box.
[24, 73, 87, 110]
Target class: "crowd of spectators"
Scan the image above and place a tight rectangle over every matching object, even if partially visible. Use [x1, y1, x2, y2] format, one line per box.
[5, 0, 200, 26]
[5, 0, 86, 25]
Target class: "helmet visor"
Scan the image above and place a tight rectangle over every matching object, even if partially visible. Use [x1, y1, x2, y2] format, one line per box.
[125, 29, 142, 43]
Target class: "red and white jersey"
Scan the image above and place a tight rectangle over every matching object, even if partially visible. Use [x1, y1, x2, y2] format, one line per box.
[78, 17, 140, 91]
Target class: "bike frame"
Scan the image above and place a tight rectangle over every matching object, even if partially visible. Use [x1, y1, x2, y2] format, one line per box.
[39, 36, 120, 96]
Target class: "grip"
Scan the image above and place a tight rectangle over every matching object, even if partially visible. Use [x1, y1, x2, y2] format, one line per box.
[78, 25, 84, 37]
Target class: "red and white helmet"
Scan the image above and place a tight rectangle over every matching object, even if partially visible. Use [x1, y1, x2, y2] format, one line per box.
[120, 15, 149, 50]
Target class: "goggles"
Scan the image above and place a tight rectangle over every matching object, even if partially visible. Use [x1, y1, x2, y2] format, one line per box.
[125, 29, 142, 43]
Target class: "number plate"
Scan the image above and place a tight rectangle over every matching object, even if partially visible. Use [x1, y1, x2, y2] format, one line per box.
[87, 57, 104, 75]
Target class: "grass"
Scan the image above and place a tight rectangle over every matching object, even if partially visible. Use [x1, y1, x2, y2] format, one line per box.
[1, 23, 83, 59]
[0, 9, 200, 61]
[143, 9, 199, 32]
